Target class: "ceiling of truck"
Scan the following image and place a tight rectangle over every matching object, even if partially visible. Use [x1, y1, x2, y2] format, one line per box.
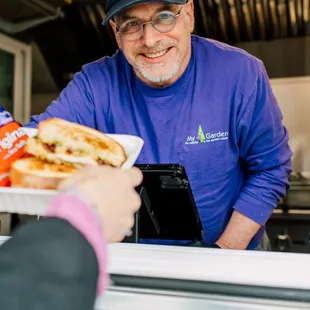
[0, 0, 66, 23]
[1, 0, 309, 91]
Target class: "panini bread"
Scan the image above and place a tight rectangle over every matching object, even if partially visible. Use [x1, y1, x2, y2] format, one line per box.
[9, 157, 77, 189]
[25, 118, 127, 168]
[9, 118, 127, 189]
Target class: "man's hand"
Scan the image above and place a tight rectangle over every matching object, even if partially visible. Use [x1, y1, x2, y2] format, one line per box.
[215, 210, 261, 250]
[58, 166, 143, 242]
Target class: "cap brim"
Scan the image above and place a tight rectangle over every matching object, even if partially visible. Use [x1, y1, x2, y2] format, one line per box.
[102, 0, 187, 25]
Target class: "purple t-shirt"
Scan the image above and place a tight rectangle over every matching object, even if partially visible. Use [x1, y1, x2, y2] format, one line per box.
[25, 35, 292, 249]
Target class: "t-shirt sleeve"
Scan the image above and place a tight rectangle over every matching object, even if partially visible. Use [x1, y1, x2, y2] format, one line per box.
[24, 70, 97, 128]
[233, 62, 293, 225]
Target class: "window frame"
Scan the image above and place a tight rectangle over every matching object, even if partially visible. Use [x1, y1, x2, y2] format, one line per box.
[0, 33, 32, 124]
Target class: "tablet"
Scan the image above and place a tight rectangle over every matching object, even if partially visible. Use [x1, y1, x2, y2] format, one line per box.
[126, 164, 203, 242]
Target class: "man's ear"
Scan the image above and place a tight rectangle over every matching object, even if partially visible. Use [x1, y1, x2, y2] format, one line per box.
[185, 0, 195, 33]
[109, 19, 121, 48]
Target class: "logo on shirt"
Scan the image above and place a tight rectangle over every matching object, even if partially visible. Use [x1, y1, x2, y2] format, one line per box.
[185, 124, 229, 145]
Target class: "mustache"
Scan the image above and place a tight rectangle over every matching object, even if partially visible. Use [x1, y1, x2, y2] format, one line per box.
[137, 44, 176, 54]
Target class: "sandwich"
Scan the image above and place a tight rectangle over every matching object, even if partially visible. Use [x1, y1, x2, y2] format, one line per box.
[9, 118, 127, 189]
[9, 157, 77, 189]
[25, 118, 127, 168]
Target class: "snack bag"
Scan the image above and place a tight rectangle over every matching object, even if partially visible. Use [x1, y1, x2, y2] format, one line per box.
[0, 107, 29, 187]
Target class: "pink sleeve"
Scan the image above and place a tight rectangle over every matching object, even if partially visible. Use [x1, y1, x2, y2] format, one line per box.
[44, 194, 108, 296]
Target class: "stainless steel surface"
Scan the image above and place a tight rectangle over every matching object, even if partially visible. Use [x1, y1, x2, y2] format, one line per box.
[1, 237, 310, 290]
[1, 237, 310, 309]
[281, 171, 310, 208]
[95, 287, 310, 310]
[106, 243, 310, 290]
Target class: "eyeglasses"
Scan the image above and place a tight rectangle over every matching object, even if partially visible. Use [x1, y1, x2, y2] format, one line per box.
[116, 7, 183, 41]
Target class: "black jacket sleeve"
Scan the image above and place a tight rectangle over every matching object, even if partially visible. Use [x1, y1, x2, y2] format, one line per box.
[0, 217, 99, 310]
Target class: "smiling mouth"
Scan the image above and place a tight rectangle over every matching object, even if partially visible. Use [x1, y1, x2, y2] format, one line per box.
[142, 48, 171, 59]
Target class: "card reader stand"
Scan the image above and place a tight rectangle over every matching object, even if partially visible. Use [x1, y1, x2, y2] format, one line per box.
[123, 164, 204, 244]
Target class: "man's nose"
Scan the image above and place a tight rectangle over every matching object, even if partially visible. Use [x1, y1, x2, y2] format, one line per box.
[140, 23, 162, 47]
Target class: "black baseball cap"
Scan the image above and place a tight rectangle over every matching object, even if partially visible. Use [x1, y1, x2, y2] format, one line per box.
[101, 0, 187, 25]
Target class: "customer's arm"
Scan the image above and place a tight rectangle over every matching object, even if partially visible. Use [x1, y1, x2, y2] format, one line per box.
[216, 64, 292, 250]
[0, 165, 142, 309]
[0, 194, 107, 310]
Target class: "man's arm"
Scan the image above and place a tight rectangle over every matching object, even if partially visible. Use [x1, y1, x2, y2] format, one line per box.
[216, 211, 260, 249]
[216, 63, 292, 250]
[24, 70, 97, 128]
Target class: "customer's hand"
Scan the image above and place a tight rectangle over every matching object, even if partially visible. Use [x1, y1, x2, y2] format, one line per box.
[58, 166, 143, 242]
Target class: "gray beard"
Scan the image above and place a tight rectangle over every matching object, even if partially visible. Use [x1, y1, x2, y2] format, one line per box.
[135, 52, 181, 84]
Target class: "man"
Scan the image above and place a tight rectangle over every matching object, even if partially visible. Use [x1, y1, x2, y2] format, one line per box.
[24, 0, 292, 250]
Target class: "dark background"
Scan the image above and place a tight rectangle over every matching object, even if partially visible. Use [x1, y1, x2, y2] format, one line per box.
[1, 0, 309, 92]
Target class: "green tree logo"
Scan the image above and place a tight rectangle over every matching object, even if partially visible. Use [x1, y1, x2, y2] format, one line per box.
[197, 125, 206, 143]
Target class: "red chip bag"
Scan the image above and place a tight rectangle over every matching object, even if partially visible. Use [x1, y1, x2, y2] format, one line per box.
[0, 107, 29, 187]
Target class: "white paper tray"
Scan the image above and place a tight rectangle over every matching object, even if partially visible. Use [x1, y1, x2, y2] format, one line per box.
[0, 187, 55, 215]
[0, 127, 144, 215]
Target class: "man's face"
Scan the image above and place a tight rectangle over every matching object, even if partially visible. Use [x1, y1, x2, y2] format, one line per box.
[110, 1, 194, 86]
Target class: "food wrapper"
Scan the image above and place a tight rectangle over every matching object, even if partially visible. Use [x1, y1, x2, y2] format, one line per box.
[0, 107, 29, 187]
